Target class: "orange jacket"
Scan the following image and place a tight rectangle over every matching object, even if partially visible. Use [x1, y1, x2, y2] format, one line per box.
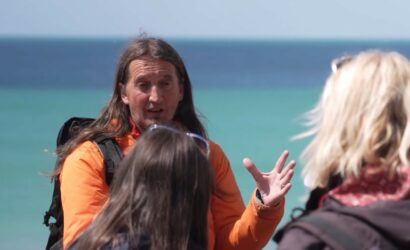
[60, 133, 284, 249]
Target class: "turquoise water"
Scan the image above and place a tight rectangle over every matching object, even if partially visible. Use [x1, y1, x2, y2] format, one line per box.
[3, 38, 410, 249]
[0, 86, 319, 249]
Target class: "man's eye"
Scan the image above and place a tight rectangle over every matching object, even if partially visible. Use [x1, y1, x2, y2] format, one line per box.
[159, 81, 171, 88]
[137, 82, 150, 91]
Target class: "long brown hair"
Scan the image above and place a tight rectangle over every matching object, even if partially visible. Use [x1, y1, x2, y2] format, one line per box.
[72, 126, 212, 250]
[54, 37, 206, 175]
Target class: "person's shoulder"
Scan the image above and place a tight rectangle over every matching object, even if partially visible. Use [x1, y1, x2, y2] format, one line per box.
[208, 139, 221, 151]
[207, 139, 233, 180]
[277, 226, 323, 250]
[62, 140, 104, 173]
[68, 140, 101, 158]
[208, 139, 227, 161]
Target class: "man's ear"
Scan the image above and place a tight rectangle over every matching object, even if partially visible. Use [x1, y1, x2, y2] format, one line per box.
[120, 83, 129, 104]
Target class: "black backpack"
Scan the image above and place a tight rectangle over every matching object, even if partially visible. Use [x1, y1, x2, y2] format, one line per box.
[43, 117, 123, 250]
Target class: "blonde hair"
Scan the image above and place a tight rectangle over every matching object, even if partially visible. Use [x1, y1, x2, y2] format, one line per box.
[296, 50, 410, 188]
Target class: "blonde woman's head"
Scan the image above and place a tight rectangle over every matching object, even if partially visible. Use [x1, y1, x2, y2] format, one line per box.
[297, 50, 410, 188]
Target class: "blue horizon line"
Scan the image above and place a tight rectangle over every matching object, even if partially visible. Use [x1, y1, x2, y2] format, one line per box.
[0, 34, 410, 44]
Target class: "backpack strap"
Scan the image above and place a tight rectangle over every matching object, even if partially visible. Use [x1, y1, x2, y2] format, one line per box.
[44, 135, 123, 250]
[94, 136, 123, 185]
[44, 177, 64, 250]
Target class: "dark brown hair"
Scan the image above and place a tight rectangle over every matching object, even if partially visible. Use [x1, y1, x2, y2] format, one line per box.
[72, 127, 212, 250]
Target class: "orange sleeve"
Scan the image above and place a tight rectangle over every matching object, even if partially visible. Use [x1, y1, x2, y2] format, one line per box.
[60, 141, 109, 249]
[209, 141, 284, 250]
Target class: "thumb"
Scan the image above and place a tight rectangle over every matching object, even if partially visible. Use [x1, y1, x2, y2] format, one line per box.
[243, 158, 261, 182]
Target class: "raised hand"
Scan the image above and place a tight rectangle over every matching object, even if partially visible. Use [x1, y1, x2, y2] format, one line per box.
[243, 150, 295, 207]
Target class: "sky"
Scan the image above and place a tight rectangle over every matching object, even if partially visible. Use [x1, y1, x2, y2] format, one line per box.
[1, 0, 410, 40]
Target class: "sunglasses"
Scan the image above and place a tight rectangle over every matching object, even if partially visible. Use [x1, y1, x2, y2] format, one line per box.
[147, 124, 210, 158]
[331, 55, 354, 73]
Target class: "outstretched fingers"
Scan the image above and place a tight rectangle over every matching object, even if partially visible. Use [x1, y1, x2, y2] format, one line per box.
[272, 150, 295, 173]
[279, 165, 295, 195]
[272, 150, 290, 174]
[280, 182, 292, 196]
[243, 152, 296, 207]
[281, 160, 296, 179]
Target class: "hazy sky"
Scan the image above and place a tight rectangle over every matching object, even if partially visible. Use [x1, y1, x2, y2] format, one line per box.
[2, 0, 409, 39]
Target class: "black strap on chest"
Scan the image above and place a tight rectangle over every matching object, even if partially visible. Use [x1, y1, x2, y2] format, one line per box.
[94, 136, 123, 185]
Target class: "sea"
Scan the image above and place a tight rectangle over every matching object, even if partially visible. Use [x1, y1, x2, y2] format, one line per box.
[1, 38, 410, 249]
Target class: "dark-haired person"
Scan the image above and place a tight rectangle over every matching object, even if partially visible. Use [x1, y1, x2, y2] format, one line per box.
[70, 125, 212, 250]
[57, 37, 296, 250]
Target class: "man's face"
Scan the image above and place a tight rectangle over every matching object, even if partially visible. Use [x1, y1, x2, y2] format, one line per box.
[121, 57, 184, 131]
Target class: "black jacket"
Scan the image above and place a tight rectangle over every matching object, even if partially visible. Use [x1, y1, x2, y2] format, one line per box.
[275, 198, 410, 250]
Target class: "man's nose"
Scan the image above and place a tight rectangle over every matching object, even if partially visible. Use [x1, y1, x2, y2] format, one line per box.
[148, 85, 162, 102]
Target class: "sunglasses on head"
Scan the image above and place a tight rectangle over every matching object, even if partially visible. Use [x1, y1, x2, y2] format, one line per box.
[331, 55, 355, 73]
[147, 124, 210, 158]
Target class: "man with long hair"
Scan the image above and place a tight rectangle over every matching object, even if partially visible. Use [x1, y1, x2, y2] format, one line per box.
[57, 37, 295, 250]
